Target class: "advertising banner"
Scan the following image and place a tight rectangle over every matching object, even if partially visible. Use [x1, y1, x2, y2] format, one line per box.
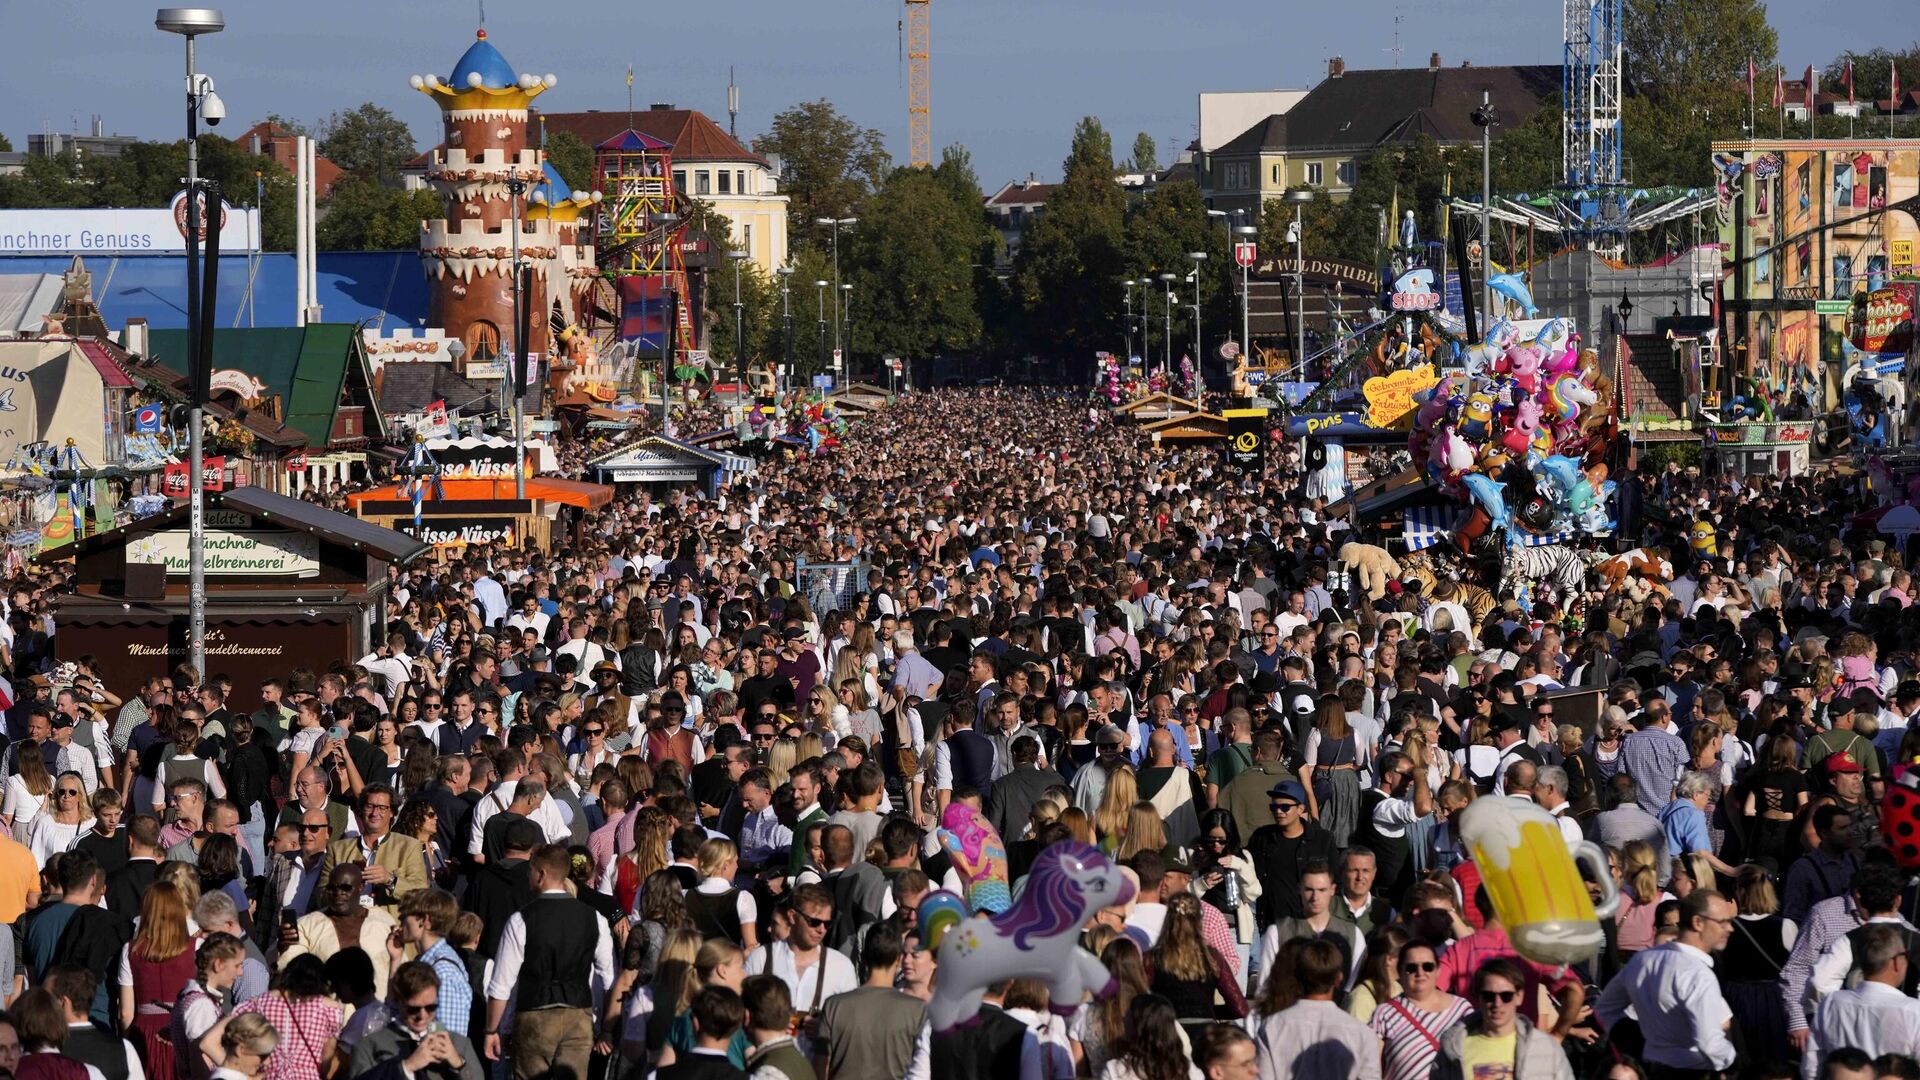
[1224, 408, 1267, 472]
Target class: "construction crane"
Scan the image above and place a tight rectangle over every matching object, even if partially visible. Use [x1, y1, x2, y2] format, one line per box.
[906, 0, 930, 167]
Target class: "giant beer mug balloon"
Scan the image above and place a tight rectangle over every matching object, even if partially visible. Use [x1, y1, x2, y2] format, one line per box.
[1455, 796, 1619, 965]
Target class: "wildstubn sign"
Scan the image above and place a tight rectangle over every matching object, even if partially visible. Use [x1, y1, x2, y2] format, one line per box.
[1252, 256, 1381, 292]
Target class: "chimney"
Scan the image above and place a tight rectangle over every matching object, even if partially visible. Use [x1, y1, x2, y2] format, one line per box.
[1429, 52, 1442, 72]
[1328, 56, 1345, 79]
[124, 318, 149, 359]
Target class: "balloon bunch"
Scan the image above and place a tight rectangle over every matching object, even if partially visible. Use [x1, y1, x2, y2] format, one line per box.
[1407, 317, 1619, 546]
[803, 402, 847, 453]
[1093, 353, 1123, 407]
[1178, 355, 1198, 400]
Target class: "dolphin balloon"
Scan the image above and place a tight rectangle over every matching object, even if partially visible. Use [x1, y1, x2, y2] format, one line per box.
[1488, 272, 1538, 316]
[1462, 473, 1509, 530]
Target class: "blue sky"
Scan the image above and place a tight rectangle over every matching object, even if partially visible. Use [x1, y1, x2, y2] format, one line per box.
[8, 0, 1909, 191]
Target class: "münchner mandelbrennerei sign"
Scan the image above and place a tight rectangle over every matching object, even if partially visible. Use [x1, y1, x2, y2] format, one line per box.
[126, 530, 321, 578]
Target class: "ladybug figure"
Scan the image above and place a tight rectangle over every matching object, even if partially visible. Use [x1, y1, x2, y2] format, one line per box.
[1885, 769, 1920, 869]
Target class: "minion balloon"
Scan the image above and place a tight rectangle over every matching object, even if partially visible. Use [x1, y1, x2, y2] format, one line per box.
[1689, 520, 1719, 559]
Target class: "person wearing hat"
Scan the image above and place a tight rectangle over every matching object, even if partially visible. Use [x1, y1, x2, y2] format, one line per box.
[1864, 539, 1892, 588]
[582, 660, 638, 740]
[1214, 726, 1292, 845]
[1803, 694, 1882, 789]
[1782, 785, 1866, 925]
[1245, 779, 1336, 925]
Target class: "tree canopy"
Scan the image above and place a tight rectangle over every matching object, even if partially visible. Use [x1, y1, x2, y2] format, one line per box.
[848, 161, 988, 364]
[315, 178, 439, 251]
[752, 101, 890, 248]
[318, 103, 417, 185]
[1013, 117, 1128, 367]
[0, 135, 297, 249]
[1130, 133, 1158, 173]
[543, 131, 595, 193]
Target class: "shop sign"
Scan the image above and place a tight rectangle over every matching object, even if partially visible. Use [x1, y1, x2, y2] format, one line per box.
[425, 441, 526, 479]
[1862, 286, 1914, 354]
[126, 529, 320, 577]
[1362, 366, 1440, 429]
[401, 517, 516, 548]
[611, 467, 700, 482]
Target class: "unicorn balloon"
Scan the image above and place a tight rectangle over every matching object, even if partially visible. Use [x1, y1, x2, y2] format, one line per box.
[919, 841, 1135, 1033]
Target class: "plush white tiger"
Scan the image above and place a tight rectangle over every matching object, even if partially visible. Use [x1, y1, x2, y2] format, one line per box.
[1503, 544, 1588, 601]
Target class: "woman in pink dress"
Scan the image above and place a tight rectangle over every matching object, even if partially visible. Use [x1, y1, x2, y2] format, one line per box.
[231, 955, 343, 1080]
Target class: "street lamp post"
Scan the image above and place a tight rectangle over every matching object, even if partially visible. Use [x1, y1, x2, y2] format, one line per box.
[1159, 272, 1177, 376]
[1285, 190, 1313, 369]
[157, 6, 225, 683]
[728, 250, 749, 405]
[815, 216, 857, 367]
[505, 175, 530, 498]
[1187, 251, 1207, 392]
[775, 265, 793, 396]
[1208, 208, 1245, 351]
[840, 282, 853, 379]
[814, 279, 829, 381]
[1122, 280, 1136, 361]
[1472, 93, 1499, 329]
[1234, 224, 1257, 367]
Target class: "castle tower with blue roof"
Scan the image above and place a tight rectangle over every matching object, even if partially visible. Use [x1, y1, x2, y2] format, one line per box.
[408, 30, 593, 378]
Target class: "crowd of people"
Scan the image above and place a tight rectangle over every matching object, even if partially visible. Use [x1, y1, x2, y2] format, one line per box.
[0, 385, 1910, 1080]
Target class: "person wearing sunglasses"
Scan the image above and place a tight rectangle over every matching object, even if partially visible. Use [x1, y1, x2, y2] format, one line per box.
[1371, 940, 1471, 1080]
[350, 960, 483, 1080]
[1433, 957, 1575, 1080]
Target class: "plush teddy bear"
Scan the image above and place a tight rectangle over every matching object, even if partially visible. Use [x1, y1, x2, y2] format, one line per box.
[1338, 542, 1403, 601]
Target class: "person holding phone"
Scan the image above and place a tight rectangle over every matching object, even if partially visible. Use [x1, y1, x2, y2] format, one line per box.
[347, 961, 483, 1080]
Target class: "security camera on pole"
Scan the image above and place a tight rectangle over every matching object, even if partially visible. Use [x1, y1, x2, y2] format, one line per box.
[156, 6, 226, 683]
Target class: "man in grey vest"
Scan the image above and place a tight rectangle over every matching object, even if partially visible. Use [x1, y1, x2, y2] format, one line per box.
[482, 843, 616, 1080]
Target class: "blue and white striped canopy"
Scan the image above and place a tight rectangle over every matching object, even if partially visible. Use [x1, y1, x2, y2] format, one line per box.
[1403, 505, 1574, 551]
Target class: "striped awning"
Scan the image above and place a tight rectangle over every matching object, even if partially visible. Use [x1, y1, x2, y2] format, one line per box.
[1403, 504, 1574, 551]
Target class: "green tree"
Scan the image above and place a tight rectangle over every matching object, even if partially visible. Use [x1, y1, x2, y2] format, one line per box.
[1823, 46, 1920, 102]
[1014, 117, 1127, 366]
[848, 166, 984, 366]
[677, 200, 777, 374]
[753, 101, 890, 247]
[1490, 96, 1564, 194]
[0, 136, 296, 249]
[1121, 180, 1230, 360]
[264, 113, 310, 138]
[771, 246, 837, 376]
[1130, 133, 1158, 173]
[0, 134, 11, 152]
[543, 131, 595, 193]
[318, 103, 417, 185]
[1624, 0, 1778, 102]
[316, 178, 440, 250]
